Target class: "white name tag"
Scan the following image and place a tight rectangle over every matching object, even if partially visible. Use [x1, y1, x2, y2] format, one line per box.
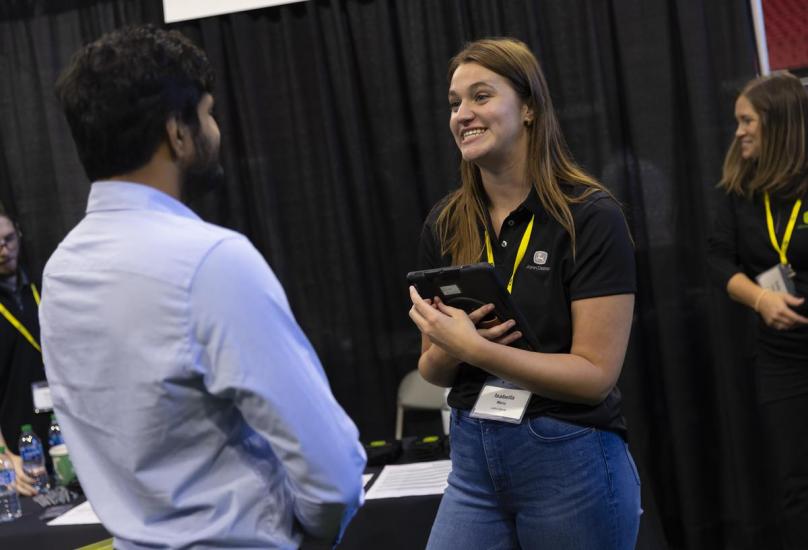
[31, 381, 53, 413]
[756, 264, 796, 295]
[470, 378, 531, 424]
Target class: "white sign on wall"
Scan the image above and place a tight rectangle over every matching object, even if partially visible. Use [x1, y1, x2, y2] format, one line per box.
[163, 0, 307, 23]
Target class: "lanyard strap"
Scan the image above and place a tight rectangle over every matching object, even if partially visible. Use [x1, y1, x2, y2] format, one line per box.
[764, 192, 802, 265]
[0, 283, 41, 353]
[484, 215, 535, 294]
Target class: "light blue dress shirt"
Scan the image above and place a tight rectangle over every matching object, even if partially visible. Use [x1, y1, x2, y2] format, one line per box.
[40, 181, 366, 549]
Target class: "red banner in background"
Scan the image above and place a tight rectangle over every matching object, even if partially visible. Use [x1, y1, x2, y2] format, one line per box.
[762, 0, 808, 72]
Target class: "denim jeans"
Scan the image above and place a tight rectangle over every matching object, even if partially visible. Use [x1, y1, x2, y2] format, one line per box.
[426, 409, 642, 550]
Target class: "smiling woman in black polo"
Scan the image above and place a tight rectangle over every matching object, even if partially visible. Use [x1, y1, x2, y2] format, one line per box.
[408, 38, 640, 550]
[709, 72, 808, 549]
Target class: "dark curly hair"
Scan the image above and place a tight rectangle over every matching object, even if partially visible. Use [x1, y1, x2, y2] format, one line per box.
[55, 25, 215, 181]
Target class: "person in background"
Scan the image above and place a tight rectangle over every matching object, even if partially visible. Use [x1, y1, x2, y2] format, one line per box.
[708, 71, 808, 548]
[0, 211, 45, 496]
[41, 25, 365, 549]
[408, 38, 641, 549]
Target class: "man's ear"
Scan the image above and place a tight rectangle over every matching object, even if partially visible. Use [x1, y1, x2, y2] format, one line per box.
[165, 116, 189, 159]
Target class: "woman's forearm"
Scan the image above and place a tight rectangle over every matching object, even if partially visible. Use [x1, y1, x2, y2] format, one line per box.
[418, 341, 461, 387]
[727, 272, 766, 311]
[461, 338, 616, 405]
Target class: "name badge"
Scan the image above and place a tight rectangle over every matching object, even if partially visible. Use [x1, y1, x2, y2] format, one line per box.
[470, 377, 531, 424]
[31, 381, 53, 413]
[756, 263, 796, 295]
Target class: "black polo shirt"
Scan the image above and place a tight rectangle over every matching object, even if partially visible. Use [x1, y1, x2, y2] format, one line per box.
[708, 190, 808, 402]
[0, 272, 48, 454]
[418, 184, 636, 435]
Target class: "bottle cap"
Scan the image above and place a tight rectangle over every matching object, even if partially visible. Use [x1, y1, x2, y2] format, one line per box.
[21, 424, 32, 432]
[0, 445, 5, 453]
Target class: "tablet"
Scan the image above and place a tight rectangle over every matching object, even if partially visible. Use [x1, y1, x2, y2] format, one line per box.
[407, 263, 539, 351]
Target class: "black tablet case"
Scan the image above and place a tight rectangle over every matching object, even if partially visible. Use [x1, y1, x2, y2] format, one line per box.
[407, 263, 539, 351]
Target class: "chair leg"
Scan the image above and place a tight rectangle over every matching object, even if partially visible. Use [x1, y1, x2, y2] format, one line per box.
[440, 407, 450, 436]
[441, 388, 451, 435]
[395, 404, 404, 440]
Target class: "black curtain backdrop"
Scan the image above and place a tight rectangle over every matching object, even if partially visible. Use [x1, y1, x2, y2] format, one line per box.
[0, 1, 776, 548]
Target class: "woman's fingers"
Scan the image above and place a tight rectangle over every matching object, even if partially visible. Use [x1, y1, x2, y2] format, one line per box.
[409, 288, 451, 338]
[409, 286, 441, 318]
[408, 304, 427, 330]
[434, 299, 467, 319]
[762, 292, 808, 329]
[496, 330, 522, 346]
[479, 319, 516, 339]
[784, 309, 808, 325]
[467, 303, 495, 323]
[15, 476, 37, 496]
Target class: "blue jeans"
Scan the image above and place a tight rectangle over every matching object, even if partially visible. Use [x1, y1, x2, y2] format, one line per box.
[426, 409, 642, 550]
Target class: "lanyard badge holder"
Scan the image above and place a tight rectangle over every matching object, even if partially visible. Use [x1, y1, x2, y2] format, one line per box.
[470, 216, 534, 424]
[471, 377, 532, 423]
[756, 193, 801, 295]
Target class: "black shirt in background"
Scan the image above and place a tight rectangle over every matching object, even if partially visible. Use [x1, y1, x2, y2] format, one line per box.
[0, 272, 49, 454]
[418, 185, 636, 437]
[708, 190, 808, 402]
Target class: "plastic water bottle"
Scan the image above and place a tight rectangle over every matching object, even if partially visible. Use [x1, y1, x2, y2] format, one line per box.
[0, 446, 22, 522]
[18, 425, 49, 493]
[48, 415, 64, 447]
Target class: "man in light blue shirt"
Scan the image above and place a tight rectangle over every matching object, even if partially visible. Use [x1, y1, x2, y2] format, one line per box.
[40, 25, 366, 549]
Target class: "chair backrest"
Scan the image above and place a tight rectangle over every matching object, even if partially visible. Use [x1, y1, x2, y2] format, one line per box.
[397, 370, 446, 410]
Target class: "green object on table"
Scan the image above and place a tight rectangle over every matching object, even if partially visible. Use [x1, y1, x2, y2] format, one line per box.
[48, 444, 76, 486]
[75, 538, 114, 550]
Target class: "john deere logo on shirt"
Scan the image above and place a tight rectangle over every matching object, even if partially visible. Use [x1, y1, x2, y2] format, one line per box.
[533, 251, 548, 265]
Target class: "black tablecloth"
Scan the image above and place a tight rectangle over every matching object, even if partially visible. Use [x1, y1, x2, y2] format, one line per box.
[0, 469, 442, 550]
[0, 450, 665, 549]
[0, 495, 111, 549]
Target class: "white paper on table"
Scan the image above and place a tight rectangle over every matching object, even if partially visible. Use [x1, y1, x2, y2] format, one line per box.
[365, 460, 452, 500]
[47, 500, 102, 526]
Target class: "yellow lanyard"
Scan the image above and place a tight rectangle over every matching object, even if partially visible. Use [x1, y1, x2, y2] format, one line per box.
[764, 192, 802, 266]
[0, 283, 41, 353]
[484, 215, 535, 294]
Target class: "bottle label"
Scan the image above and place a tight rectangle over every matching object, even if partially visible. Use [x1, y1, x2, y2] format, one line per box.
[20, 445, 42, 462]
[0, 470, 14, 486]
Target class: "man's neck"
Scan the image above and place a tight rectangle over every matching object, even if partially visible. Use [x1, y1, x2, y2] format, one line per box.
[110, 146, 181, 200]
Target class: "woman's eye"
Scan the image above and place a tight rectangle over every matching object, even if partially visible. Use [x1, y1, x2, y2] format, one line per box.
[449, 101, 460, 111]
[475, 93, 489, 102]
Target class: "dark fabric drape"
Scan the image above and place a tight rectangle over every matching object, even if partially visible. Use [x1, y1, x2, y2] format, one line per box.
[0, 1, 777, 548]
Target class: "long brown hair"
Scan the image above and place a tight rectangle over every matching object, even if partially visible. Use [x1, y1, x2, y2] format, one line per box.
[436, 38, 610, 265]
[720, 71, 808, 199]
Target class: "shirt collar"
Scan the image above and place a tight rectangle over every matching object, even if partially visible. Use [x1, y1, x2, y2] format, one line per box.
[497, 187, 542, 224]
[86, 180, 201, 221]
[0, 268, 30, 299]
[516, 182, 581, 220]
